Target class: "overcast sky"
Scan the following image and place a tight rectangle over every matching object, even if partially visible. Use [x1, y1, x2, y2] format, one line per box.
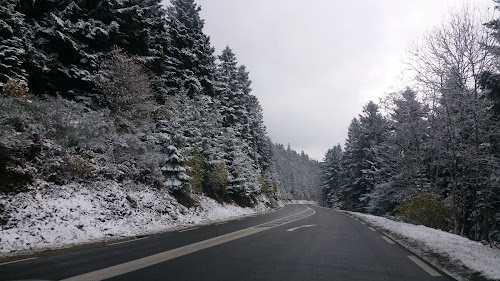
[164, 0, 495, 161]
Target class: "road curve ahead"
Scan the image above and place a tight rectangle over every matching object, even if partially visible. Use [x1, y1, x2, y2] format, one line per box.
[0, 205, 454, 281]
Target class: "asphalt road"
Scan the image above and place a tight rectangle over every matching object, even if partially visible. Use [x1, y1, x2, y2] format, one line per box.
[0, 204, 454, 281]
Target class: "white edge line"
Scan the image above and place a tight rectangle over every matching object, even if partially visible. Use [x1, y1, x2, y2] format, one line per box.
[368, 227, 376, 232]
[408, 255, 442, 276]
[0, 257, 38, 265]
[178, 227, 200, 233]
[108, 237, 148, 246]
[381, 235, 396, 244]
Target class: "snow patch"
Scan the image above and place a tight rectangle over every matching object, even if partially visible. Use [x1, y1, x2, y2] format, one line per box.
[0, 182, 272, 258]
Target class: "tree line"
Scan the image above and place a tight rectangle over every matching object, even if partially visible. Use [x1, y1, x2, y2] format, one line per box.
[322, 4, 500, 243]
[0, 0, 321, 207]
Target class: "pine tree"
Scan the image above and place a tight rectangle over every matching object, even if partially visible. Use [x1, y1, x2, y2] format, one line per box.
[341, 118, 362, 210]
[163, 0, 216, 98]
[160, 143, 190, 192]
[341, 102, 388, 212]
[216, 46, 244, 128]
[322, 145, 343, 208]
[19, 0, 167, 98]
[365, 89, 429, 215]
[0, 0, 27, 88]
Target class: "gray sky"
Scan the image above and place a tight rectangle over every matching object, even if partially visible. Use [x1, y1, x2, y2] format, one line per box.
[165, 0, 495, 161]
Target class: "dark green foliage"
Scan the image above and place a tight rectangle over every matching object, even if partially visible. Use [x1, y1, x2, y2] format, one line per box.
[19, 0, 167, 98]
[340, 102, 388, 212]
[163, 0, 215, 98]
[0, 0, 27, 88]
[395, 189, 453, 231]
[185, 149, 207, 193]
[322, 145, 343, 208]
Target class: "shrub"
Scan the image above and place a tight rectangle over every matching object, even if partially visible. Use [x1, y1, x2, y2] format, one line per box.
[205, 161, 228, 193]
[185, 149, 207, 193]
[259, 176, 268, 192]
[94, 49, 155, 119]
[395, 188, 453, 231]
[1, 79, 27, 98]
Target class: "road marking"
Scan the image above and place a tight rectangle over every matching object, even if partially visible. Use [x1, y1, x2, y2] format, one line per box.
[360, 221, 366, 225]
[215, 222, 227, 225]
[62, 207, 315, 281]
[286, 224, 316, 232]
[237, 218, 245, 221]
[368, 227, 376, 232]
[178, 227, 199, 233]
[0, 257, 38, 266]
[108, 237, 148, 246]
[381, 235, 396, 244]
[408, 255, 442, 276]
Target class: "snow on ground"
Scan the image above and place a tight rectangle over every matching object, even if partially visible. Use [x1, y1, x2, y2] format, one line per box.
[349, 212, 500, 281]
[0, 181, 273, 258]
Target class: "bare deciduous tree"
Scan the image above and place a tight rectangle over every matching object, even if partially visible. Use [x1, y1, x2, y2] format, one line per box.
[406, 4, 500, 242]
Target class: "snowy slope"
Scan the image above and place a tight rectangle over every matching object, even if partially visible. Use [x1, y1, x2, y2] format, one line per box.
[349, 212, 500, 281]
[0, 181, 272, 258]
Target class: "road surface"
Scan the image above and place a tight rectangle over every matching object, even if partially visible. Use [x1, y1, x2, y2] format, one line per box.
[0, 205, 454, 280]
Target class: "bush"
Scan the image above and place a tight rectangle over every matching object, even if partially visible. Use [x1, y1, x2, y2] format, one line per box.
[94, 49, 155, 119]
[204, 161, 228, 194]
[395, 188, 453, 231]
[185, 149, 207, 193]
[2, 79, 27, 98]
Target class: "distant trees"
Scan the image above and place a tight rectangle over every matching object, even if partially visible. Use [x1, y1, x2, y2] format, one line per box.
[271, 143, 322, 201]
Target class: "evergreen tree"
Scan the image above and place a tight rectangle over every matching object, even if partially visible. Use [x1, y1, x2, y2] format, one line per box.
[341, 102, 388, 212]
[19, 0, 167, 98]
[216, 46, 245, 128]
[341, 118, 362, 210]
[321, 145, 343, 208]
[0, 0, 27, 88]
[163, 0, 216, 98]
[365, 89, 429, 215]
[161, 144, 190, 192]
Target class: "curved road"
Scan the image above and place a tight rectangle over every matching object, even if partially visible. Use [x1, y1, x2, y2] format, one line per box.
[0, 205, 454, 280]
